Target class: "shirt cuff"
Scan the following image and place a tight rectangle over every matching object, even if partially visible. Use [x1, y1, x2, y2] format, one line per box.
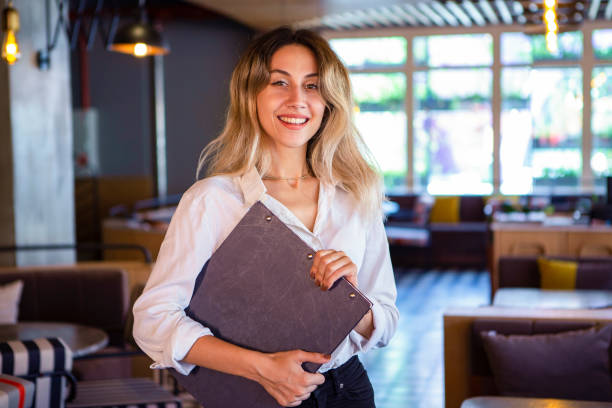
[348, 301, 386, 353]
[167, 321, 214, 376]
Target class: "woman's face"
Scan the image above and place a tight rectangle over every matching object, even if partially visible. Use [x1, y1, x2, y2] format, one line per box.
[256, 44, 326, 153]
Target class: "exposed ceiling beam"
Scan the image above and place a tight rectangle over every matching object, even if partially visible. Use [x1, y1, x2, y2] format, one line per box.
[588, 0, 601, 19]
[479, 0, 500, 24]
[320, 15, 353, 30]
[365, 8, 396, 26]
[417, 2, 446, 26]
[606, 0, 612, 19]
[447, 1, 473, 26]
[431, 1, 460, 26]
[378, 6, 410, 26]
[495, 0, 513, 24]
[389, 4, 419, 25]
[462, 0, 486, 25]
[351, 10, 380, 27]
[403, 3, 434, 26]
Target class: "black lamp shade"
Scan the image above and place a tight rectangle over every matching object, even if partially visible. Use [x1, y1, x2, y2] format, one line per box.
[109, 22, 169, 56]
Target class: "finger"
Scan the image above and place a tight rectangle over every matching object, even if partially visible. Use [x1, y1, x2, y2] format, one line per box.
[303, 384, 317, 394]
[295, 392, 311, 401]
[297, 350, 331, 365]
[322, 263, 357, 290]
[307, 373, 326, 386]
[286, 401, 301, 407]
[319, 257, 353, 289]
[310, 250, 334, 279]
[306, 373, 325, 391]
[312, 251, 345, 284]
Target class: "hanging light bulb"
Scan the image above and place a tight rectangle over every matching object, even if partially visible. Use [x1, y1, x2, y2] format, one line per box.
[1, 1, 20, 65]
[543, 0, 558, 54]
[108, 0, 169, 57]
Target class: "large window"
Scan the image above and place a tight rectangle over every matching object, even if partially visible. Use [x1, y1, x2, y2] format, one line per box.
[592, 66, 612, 186]
[329, 25, 612, 195]
[500, 32, 583, 194]
[413, 34, 493, 195]
[591, 29, 612, 188]
[330, 37, 408, 188]
[351, 73, 407, 188]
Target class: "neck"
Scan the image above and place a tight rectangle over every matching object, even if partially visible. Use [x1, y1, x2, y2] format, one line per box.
[266, 146, 309, 179]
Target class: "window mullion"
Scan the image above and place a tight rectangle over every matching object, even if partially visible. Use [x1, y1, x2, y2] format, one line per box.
[582, 27, 594, 191]
[406, 34, 414, 191]
[493, 31, 501, 195]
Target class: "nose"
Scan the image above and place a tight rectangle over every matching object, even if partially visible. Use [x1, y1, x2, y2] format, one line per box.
[286, 85, 306, 108]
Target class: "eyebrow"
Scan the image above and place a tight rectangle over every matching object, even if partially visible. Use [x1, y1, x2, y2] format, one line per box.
[270, 69, 318, 78]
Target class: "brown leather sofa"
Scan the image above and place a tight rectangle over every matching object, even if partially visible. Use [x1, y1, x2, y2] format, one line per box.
[0, 266, 140, 380]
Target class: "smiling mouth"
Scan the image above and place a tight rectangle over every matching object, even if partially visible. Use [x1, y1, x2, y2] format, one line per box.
[278, 116, 309, 125]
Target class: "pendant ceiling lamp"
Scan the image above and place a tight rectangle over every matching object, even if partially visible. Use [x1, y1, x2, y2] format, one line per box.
[108, 0, 168, 57]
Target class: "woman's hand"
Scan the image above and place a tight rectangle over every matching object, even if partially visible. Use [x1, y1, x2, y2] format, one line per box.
[310, 249, 375, 339]
[255, 350, 329, 407]
[310, 250, 358, 290]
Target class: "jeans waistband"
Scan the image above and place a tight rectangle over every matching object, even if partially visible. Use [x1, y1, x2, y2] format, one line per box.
[319, 355, 361, 395]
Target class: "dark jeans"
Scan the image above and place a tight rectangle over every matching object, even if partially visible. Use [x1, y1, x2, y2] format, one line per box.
[301, 356, 375, 408]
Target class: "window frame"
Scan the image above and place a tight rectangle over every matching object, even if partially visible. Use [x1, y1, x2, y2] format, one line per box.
[323, 20, 612, 195]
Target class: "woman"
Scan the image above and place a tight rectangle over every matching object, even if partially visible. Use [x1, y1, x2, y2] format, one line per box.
[133, 27, 399, 408]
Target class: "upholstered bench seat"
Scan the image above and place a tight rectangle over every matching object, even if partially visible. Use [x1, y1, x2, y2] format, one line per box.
[66, 378, 181, 408]
[462, 396, 612, 408]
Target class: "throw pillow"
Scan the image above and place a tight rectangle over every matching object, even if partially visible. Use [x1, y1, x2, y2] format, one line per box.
[429, 196, 460, 223]
[480, 325, 612, 401]
[0, 280, 23, 323]
[537, 257, 578, 289]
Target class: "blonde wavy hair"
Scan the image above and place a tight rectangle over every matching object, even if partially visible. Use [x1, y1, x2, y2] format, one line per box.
[197, 27, 383, 217]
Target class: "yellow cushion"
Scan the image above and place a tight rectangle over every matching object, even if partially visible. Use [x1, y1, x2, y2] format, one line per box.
[537, 258, 578, 290]
[430, 196, 460, 223]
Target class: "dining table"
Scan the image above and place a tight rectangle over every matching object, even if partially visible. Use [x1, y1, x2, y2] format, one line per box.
[0, 321, 109, 358]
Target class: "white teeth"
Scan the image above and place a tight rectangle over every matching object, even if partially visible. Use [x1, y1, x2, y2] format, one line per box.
[278, 116, 307, 125]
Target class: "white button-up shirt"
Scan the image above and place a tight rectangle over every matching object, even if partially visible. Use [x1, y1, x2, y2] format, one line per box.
[132, 167, 399, 375]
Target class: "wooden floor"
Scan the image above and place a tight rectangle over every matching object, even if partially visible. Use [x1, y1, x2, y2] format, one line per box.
[361, 268, 491, 408]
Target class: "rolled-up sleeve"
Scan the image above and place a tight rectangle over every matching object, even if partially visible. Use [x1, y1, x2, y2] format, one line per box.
[349, 215, 399, 353]
[132, 186, 216, 375]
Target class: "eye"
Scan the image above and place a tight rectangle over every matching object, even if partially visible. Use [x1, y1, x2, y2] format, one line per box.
[305, 83, 319, 90]
[271, 80, 288, 87]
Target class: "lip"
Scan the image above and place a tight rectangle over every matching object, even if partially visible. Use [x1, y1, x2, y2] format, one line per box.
[277, 114, 310, 130]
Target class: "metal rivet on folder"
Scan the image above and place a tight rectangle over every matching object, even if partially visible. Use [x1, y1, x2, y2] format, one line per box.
[265, 216, 272, 221]
[349, 293, 356, 298]
[307, 253, 313, 259]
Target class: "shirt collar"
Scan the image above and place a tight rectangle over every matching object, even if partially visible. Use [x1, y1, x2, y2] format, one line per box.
[236, 166, 337, 210]
[237, 167, 266, 207]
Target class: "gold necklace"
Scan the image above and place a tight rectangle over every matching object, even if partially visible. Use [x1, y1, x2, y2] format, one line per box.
[261, 174, 312, 182]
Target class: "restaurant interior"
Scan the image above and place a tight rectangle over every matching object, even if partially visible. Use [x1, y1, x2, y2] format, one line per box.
[1, 0, 612, 407]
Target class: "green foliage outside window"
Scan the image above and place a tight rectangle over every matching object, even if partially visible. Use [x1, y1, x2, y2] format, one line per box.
[329, 37, 407, 69]
[352, 73, 406, 112]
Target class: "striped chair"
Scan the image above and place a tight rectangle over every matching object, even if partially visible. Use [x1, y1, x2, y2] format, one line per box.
[0, 338, 76, 408]
[0, 374, 35, 408]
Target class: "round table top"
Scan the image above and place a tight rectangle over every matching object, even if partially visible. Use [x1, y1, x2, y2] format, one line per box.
[0, 321, 109, 358]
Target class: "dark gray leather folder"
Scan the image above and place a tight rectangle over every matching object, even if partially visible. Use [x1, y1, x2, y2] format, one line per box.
[169, 201, 372, 408]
